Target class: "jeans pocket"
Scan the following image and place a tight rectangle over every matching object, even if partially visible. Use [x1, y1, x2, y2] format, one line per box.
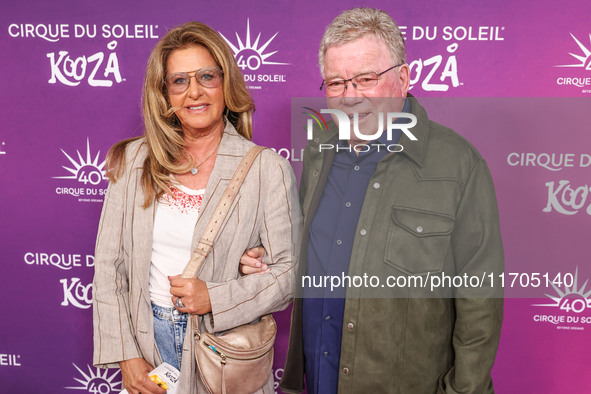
[152, 303, 185, 370]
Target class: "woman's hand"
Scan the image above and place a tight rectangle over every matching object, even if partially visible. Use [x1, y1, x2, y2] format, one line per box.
[169, 275, 212, 314]
[239, 246, 269, 275]
[119, 358, 166, 394]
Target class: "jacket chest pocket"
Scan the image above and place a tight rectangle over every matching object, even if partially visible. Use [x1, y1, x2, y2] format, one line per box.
[384, 206, 454, 275]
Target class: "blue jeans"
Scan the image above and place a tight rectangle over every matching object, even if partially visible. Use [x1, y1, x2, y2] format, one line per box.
[152, 302, 188, 371]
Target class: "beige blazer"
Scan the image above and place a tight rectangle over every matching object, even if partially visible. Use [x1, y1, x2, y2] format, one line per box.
[92, 122, 302, 393]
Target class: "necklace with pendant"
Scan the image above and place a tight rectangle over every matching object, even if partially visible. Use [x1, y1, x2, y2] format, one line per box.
[190, 139, 221, 175]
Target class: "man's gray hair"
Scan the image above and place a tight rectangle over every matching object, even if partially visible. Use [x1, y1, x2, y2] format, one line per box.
[319, 7, 406, 78]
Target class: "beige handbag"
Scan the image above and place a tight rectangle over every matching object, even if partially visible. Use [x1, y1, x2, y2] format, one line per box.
[181, 146, 276, 394]
[194, 315, 276, 394]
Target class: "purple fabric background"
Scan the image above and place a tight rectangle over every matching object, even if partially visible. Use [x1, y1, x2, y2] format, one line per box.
[1, 0, 591, 392]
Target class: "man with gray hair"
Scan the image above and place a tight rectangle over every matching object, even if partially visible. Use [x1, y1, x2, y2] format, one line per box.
[242, 7, 503, 393]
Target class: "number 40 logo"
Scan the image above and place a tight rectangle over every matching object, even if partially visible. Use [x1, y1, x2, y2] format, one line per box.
[533, 268, 591, 314]
[559, 295, 591, 313]
[53, 139, 107, 185]
[65, 364, 121, 393]
[219, 19, 288, 72]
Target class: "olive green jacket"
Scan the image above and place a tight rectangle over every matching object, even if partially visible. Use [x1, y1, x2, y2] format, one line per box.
[281, 96, 504, 394]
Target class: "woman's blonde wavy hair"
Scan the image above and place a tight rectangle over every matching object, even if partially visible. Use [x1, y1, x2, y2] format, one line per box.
[106, 21, 255, 207]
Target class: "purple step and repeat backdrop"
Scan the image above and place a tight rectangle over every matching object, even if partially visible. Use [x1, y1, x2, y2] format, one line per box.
[1, 0, 591, 392]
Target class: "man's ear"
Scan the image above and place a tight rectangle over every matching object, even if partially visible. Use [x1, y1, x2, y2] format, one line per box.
[398, 64, 410, 96]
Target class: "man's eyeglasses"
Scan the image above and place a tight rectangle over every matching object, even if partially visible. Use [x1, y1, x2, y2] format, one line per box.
[319, 63, 404, 96]
[164, 66, 224, 95]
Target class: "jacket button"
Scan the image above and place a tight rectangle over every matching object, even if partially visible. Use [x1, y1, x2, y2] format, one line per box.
[373, 182, 380, 189]
[313, 170, 319, 177]
[360, 229, 367, 236]
[347, 322, 355, 330]
[342, 367, 350, 375]
[416, 225, 423, 233]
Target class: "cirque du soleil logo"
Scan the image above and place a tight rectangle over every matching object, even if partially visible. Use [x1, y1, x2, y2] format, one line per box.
[555, 33, 591, 89]
[219, 18, 288, 71]
[53, 139, 108, 202]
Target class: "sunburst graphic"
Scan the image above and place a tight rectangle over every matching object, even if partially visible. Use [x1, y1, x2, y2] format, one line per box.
[533, 268, 591, 313]
[219, 19, 288, 72]
[53, 139, 107, 185]
[555, 33, 591, 70]
[65, 364, 121, 392]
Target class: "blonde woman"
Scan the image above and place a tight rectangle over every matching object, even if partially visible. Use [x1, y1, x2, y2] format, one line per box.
[92, 21, 301, 394]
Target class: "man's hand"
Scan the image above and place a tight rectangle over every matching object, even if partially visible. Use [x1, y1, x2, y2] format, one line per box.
[239, 246, 269, 275]
[169, 275, 212, 315]
[119, 358, 166, 394]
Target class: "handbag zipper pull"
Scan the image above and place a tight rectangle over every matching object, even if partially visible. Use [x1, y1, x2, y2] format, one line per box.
[208, 344, 228, 365]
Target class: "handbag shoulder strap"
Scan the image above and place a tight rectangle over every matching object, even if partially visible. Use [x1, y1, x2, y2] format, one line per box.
[181, 145, 266, 279]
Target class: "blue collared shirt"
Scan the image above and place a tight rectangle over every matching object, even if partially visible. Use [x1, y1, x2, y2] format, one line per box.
[302, 100, 409, 394]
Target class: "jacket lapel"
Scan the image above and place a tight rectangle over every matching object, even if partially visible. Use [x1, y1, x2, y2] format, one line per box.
[398, 95, 430, 168]
[130, 166, 157, 307]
